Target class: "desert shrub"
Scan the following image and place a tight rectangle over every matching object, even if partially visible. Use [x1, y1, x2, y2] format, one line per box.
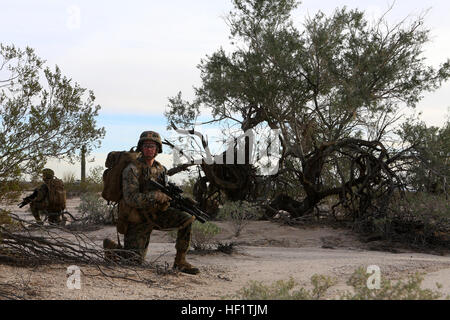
[217, 201, 262, 236]
[86, 165, 104, 185]
[76, 192, 114, 225]
[85, 165, 104, 193]
[341, 267, 447, 300]
[169, 220, 221, 250]
[0, 209, 23, 246]
[231, 275, 336, 300]
[63, 167, 104, 197]
[0, 209, 11, 243]
[179, 176, 197, 197]
[0, 209, 21, 231]
[190, 221, 221, 250]
[65, 181, 103, 197]
[62, 171, 84, 197]
[0, 209, 13, 227]
[64, 182, 83, 198]
[231, 267, 448, 300]
[368, 192, 450, 247]
[0, 180, 22, 204]
[62, 171, 76, 184]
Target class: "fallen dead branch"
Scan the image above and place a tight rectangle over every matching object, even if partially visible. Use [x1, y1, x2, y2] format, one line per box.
[0, 213, 178, 299]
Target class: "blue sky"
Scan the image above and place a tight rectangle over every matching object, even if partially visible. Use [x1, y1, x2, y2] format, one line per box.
[1, 0, 450, 179]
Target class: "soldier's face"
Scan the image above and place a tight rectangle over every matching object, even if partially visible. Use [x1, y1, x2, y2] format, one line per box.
[142, 142, 158, 159]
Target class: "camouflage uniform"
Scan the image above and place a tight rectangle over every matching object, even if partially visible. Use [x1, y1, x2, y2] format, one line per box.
[104, 131, 199, 274]
[30, 169, 62, 224]
[120, 157, 194, 263]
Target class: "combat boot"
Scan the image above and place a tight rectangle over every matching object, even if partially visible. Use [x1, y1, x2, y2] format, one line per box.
[103, 238, 122, 262]
[32, 212, 43, 225]
[173, 251, 200, 275]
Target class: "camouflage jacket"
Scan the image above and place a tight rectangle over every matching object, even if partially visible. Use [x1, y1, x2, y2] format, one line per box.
[120, 156, 167, 223]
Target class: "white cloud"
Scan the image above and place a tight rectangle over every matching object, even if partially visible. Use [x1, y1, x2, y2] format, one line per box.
[2, 0, 449, 147]
[45, 2, 232, 115]
[54, 38, 202, 113]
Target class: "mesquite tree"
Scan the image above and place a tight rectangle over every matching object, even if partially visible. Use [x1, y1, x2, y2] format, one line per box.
[165, 0, 450, 219]
[0, 44, 105, 201]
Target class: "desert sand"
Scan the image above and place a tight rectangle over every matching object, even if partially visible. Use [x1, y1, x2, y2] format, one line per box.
[1, 197, 449, 300]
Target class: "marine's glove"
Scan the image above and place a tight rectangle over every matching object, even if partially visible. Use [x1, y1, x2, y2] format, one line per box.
[185, 198, 198, 206]
[153, 191, 172, 205]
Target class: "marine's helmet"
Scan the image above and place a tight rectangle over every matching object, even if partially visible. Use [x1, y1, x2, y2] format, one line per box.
[137, 131, 162, 153]
[42, 168, 55, 179]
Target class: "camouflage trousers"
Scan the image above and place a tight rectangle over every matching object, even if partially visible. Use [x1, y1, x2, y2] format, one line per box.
[30, 201, 61, 224]
[122, 207, 194, 264]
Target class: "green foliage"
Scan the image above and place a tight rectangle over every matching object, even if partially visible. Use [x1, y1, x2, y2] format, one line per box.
[87, 165, 104, 186]
[76, 192, 113, 225]
[217, 200, 262, 236]
[231, 275, 336, 300]
[63, 167, 104, 197]
[165, 0, 450, 227]
[190, 221, 221, 250]
[398, 118, 450, 194]
[231, 267, 448, 300]
[168, 0, 449, 143]
[170, 220, 221, 250]
[0, 209, 21, 243]
[62, 172, 76, 184]
[0, 209, 13, 227]
[382, 192, 450, 246]
[64, 182, 84, 197]
[341, 267, 446, 300]
[0, 180, 21, 204]
[0, 43, 105, 201]
[179, 176, 198, 197]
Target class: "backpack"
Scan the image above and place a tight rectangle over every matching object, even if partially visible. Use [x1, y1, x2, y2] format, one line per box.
[45, 177, 66, 212]
[101, 149, 140, 203]
[102, 149, 140, 235]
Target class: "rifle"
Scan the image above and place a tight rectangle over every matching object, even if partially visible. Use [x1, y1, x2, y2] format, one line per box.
[147, 179, 209, 223]
[18, 190, 38, 208]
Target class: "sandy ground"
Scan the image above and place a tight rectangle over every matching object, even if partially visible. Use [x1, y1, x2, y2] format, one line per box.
[1, 197, 449, 300]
